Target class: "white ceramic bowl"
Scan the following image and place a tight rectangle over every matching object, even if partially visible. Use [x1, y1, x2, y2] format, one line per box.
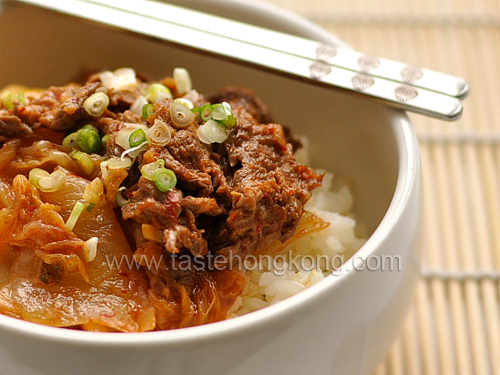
[0, 1, 421, 374]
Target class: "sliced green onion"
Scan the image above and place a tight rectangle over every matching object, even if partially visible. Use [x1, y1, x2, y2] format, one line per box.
[170, 102, 194, 128]
[38, 169, 66, 193]
[86, 203, 96, 212]
[153, 168, 177, 192]
[142, 103, 155, 120]
[83, 177, 103, 205]
[101, 134, 110, 148]
[29, 168, 66, 192]
[199, 103, 213, 122]
[62, 132, 79, 149]
[84, 237, 98, 262]
[211, 104, 228, 121]
[146, 119, 171, 147]
[173, 67, 192, 95]
[129, 128, 147, 148]
[99, 68, 137, 90]
[140, 159, 165, 180]
[83, 92, 109, 117]
[65, 201, 86, 231]
[70, 150, 95, 176]
[219, 115, 236, 129]
[174, 98, 194, 109]
[213, 102, 236, 128]
[116, 187, 129, 207]
[120, 142, 149, 160]
[29, 168, 50, 189]
[146, 83, 172, 103]
[17, 90, 25, 105]
[115, 124, 147, 150]
[1, 91, 14, 110]
[77, 127, 101, 154]
[197, 119, 228, 144]
[130, 95, 148, 117]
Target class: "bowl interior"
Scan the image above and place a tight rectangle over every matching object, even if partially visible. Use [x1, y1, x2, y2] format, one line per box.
[0, 1, 398, 237]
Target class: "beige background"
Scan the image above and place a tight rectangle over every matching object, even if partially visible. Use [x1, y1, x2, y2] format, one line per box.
[259, 0, 500, 374]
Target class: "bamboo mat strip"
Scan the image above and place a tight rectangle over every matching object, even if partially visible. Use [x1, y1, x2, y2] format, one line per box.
[259, 0, 500, 373]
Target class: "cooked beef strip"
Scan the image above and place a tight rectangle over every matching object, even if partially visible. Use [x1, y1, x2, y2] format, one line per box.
[0, 83, 101, 135]
[122, 178, 182, 229]
[35, 82, 101, 131]
[0, 114, 33, 140]
[207, 86, 303, 152]
[0, 80, 145, 141]
[121, 96, 322, 260]
[215, 108, 322, 256]
[206, 86, 274, 124]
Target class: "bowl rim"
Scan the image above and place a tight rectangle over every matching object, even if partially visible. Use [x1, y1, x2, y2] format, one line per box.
[0, 0, 420, 346]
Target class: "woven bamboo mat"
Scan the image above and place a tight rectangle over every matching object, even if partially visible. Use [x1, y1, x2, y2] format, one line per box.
[260, 0, 500, 373]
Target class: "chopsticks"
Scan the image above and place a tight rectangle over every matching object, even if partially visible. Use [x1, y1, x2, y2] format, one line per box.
[13, 0, 469, 121]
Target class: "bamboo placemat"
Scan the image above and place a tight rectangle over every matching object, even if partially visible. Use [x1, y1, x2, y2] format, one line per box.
[260, 0, 500, 373]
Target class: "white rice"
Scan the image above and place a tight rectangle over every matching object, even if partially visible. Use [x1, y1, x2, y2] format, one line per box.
[228, 144, 366, 318]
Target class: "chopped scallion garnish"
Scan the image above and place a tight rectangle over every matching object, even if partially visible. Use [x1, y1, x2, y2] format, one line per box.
[62, 132, 79, 149]
[38, 169, 66, 193]
[173, 98, 194, 109]
[83, 177, 103, 208]
[170, 102, 194, 128]
[219, 115, 236, 129]
[120, 142, 150, 160]
[29, 168, 66, 193]
[83, 92, 109, 117]
[211, 103, 228, 121]
[130, 95, 148, 117]
[193, 102, 236, 129]
[70, 150, 95, 176]
[77, 127, 101, 154]
[142, 103, 155, 120]
[199, 103, 213, 122]
[146, 119, 171, 147]
[140, 159, 165, 180]
[28, 168, 50, 189]
[197, 119, 228, 144]
[153, 168, 177, 192]
[212, 102, 236, 128]
[84, 237, 98, 262]
[65, 201, 86, 231]
[1, 91, 15, 110]
[146, 83, 172, 103]
[173, 68, 192, 95]
[129, 128, 147, 148]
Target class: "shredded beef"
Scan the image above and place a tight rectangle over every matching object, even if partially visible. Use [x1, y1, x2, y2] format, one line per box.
[206, 86, 274, 124]
[121, 95, 322, 260]
[0, 114, 33, 140]
[122, 178, 182, 228]
[36, 82, 101, 131]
